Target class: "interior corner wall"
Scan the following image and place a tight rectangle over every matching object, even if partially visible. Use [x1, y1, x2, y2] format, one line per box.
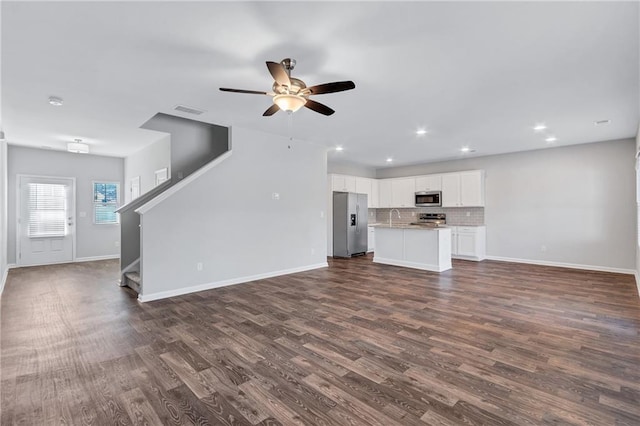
[377, 139, 636, 271]
[7, 146, 124, 263]
[140, 113, 229, 181]
[139, 126, 327, 299]
[0, 141, 8, 292]
[124, 135, 171, 204]
[636, 125, 640, 294]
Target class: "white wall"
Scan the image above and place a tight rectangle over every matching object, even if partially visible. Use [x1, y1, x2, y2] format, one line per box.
[328, 161, 377, 178]
[123, 135, 170, 204]
[7, 146, 124, 263]
[138, 127, 327, 300]
[377, 139, 636, 272]
[636, 126, 640, 294]
[0, 141, 8, 293]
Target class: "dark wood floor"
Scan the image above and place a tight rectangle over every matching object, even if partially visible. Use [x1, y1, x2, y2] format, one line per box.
[1, 256, 639, 425]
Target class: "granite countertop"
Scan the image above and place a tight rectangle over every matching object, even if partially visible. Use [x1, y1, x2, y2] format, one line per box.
[371, 223, 450, 230]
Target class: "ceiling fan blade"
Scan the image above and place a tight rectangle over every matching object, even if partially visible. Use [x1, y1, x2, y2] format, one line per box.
[219, 88, 269, 95]
[262, 104, 280, 116]
[266, 61, 291, 87]
[305, 81, 355, 95]
[304, 99, 335, 116]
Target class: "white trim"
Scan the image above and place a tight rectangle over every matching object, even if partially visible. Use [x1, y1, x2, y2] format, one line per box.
[372, 257, 451, 273]
[635, 271, 640, 299]
[0, 267, 8, 296]
[485, 255, 635, 275]
[75, 254, 120, 262]
[7, 256, 118, 269]
[138, 262, 328, 303]
[136, 151, 233, 215]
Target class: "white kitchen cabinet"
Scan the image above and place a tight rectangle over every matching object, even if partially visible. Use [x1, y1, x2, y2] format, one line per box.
[441, 174, 461, 207]
[441, 170, 485, 207]
[415, 175, 442, 192]
[391, 178, 416, 208]
[370, 179, 379, 208]
[450, 226, 486, 261]
[356, 177, 378, 208]
[367, 226, 375, 252]
[460, 171, 485, 206]
[378, 180, 392, 208]
[331, 174, 356, 192]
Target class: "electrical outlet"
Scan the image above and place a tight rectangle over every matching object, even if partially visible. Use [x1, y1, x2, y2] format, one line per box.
[540, 245, 547, 252]
[466, 211, 471, 217]
[272, 192, 280, 200]
[411, 212, 415, 217]
[114, 241, 120, 247]
[197, 262, 203, 271]
[311, 248, 315, 255]
[79, 211, 87, 218]
[320, 211, 324, 218]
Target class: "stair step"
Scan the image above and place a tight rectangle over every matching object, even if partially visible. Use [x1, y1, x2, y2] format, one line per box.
[124, 271, 141, 293]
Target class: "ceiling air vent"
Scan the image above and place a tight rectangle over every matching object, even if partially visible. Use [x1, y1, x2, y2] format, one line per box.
[173, 104, 205, 115]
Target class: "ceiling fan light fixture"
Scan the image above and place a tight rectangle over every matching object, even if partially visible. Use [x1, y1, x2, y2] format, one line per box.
[273, 94, 307, 113]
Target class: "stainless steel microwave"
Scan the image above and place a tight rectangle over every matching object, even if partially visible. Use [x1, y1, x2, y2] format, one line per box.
[415, 191, 442, 207]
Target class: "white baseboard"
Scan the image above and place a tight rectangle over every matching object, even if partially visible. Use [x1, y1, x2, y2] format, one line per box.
[75, 255, 120, 262]
[138, 262, 329, 303]
[373, 257, 451, 273]
[0, 267, 8, 297]
[485, 255, 635, 275]
[635, 271, 640, 298]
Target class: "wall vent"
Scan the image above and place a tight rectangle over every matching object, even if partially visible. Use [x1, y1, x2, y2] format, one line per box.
[173, 104, 205, 115]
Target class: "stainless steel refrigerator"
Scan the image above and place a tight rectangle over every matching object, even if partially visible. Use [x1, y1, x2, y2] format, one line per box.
[333, 192, 368, 257]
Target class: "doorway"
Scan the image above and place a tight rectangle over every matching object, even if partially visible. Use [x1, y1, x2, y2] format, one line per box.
[17, 175, 75, 266]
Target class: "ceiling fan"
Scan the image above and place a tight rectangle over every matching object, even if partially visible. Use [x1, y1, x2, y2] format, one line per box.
[219, 58, 355, 116]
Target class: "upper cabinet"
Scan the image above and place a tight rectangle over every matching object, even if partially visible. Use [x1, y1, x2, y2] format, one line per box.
[415, 175, 442, 192]
[329, 170, 484, 209]
[331, 174, 356, 193]
[355, 177, 379, 208]
[441, 170, 485, 207]
[378, 180, 392, 208]
[391, 178, 416, 208]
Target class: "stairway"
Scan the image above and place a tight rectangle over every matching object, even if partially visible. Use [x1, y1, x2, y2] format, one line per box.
[123, 271, 141, 294]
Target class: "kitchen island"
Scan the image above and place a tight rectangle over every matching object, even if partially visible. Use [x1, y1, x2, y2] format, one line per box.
[372, 225, 452, 272]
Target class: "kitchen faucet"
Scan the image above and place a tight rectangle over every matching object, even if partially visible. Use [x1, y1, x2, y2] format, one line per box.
[389, 208, 401, 226]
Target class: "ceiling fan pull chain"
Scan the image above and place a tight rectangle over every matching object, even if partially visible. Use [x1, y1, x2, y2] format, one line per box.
[288, 111, 294, 147]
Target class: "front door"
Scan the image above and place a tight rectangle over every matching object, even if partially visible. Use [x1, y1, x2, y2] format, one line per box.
[18, 175, 75, 266]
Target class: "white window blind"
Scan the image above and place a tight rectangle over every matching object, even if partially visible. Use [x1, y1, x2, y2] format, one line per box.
[93, 182, 120, 224]
[28, 183, 67, 237]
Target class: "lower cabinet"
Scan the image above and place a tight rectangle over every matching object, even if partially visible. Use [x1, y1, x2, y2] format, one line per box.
[367, 226, 375, 252]
[450, 226, 486, 261]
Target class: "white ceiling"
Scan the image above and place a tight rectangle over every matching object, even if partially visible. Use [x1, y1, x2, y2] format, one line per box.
[2, 1, 638, 168]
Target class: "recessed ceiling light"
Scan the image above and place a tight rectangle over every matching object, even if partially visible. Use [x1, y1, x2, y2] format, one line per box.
[545, 136, 557, 143]
[335, 146, 344, 151]
[48, 96, 64, 106]
[460, 147, 470, 153]
[594, 119, 611, 126]
[416, 128, 428, 136]
[533, 123, 547, 132]
[386, 157, 393, 163]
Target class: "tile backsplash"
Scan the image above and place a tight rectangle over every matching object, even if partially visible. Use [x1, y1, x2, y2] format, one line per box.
[375, 207, 484, 226]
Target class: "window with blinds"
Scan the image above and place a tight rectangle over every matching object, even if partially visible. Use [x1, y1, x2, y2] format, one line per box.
[93, 182, 120, 224]
[28, 183, 67, 237]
